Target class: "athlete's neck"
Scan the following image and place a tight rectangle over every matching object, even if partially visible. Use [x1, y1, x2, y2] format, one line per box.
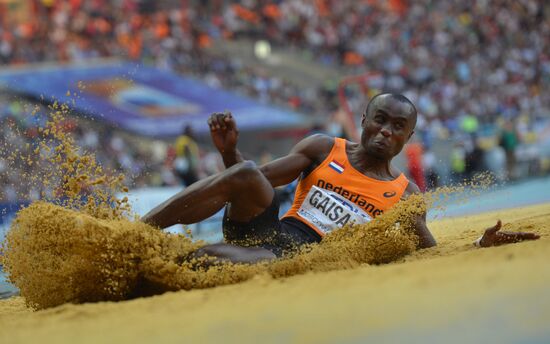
[347, 142, 394, 180]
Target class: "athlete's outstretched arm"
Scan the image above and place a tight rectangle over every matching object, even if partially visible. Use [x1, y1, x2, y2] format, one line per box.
[404, 183, 540, 249]
[476, 220, 539, 247]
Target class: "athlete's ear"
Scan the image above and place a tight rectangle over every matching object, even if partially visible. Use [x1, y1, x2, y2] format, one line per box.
[407, 130, 415, 141]
[361, 113, 367, 127]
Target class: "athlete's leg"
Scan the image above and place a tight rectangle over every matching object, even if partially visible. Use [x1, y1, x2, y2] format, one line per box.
[189, 243, 276, 266]
[143, 161, 274, 228]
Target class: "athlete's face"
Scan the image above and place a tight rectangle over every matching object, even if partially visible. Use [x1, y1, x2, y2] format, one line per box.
[360, 96, 415, 160]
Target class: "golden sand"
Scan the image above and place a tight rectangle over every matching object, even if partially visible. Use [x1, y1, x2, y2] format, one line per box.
[0, 193, 421, 309]
[1, 203, 549, 343]
[0, 101, 428, 309]
[0, 174, 496, 311]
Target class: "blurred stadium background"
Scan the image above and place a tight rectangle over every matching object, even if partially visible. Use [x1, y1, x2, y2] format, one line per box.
[0, 0, 550, 244]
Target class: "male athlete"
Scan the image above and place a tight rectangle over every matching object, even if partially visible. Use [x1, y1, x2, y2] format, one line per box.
[142, 94, 539, 263]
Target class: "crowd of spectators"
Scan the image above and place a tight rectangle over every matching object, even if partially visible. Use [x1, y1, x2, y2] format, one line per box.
[0, 0, 327, 115]
[1, 0, 550, 201]
[2, 1, 548, 123]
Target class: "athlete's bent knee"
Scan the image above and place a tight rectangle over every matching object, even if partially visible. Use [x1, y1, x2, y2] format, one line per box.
[227, 160, 264, 187]
[234, 160, 260, 176]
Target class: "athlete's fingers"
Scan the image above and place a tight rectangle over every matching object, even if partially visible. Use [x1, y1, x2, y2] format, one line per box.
[223, 111, 232, 125]
[223, 111, 237, 130]
[209, 112, 236, 131]
[207, 117, 216, 131]
[506, 232, 540, 240]
[524, 233, 540, 240]
[485, 219, 502, 235]
[208, 113, 224, 130]
[216, 112, 228, 130]
[210, 112, 224, 130]
[494, 232, 539, 245]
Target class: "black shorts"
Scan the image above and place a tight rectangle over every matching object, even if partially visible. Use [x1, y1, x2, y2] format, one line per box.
[222, 195, 322, 257]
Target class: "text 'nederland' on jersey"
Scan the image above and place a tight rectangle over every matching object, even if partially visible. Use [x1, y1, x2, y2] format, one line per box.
[316, 179, 387, 217]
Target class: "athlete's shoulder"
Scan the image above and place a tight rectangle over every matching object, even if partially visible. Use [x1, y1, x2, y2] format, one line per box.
[305, 133, 335, 145]
[403, 180, 420, 197]
[290, 134, 336, 172]
[388, 165, 406, 180]
[388, 165, 416, 194]
[294, 134, 335, 154]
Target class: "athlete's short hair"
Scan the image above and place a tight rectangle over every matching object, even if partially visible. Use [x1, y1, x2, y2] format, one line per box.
[365, 93, 417, 126]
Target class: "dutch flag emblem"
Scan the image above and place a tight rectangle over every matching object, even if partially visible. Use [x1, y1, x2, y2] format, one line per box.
[329, 160, 345, 174]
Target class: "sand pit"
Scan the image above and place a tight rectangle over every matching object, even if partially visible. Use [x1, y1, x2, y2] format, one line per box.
[1, 102, 548, 342]
[0, 195, 421, 310]
[1, 202, 549, 343]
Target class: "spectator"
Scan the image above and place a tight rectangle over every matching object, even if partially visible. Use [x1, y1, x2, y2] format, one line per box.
[499, 121, 520, 181]
[465, 135, 485, 180]
[450, 142, 467, 184]
[173, 125, 200, 186]
[405, 140, 426, 192]
[422, 146, 439, 190]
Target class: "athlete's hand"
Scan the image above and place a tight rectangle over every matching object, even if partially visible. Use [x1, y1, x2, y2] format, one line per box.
[208, 111, 239, 154]
[478, 220, 540, 247]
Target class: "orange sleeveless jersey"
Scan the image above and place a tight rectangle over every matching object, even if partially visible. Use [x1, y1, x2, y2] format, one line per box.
[282, 137, 409, 237]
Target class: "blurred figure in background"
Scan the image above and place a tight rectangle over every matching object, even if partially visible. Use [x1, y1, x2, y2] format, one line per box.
[307, 122, 326, 136]
[422, 146, 439, 190]
[200, 150, 224, 178]
[174, 125, 200, 187]
[405, 139, 426, 192]
[499, 121, 520, 181]
[465, 135, 485, 180]
[484, 142, 507, 183]
[450, 142, 467, 184]
[327, 108, 352, 140]
[259, 147, 274, 166]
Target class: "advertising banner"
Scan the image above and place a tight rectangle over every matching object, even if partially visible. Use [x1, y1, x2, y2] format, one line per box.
[0, 62, 308, 137]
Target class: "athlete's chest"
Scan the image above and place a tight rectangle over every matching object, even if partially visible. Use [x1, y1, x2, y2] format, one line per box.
[304, 161, 405, 217]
